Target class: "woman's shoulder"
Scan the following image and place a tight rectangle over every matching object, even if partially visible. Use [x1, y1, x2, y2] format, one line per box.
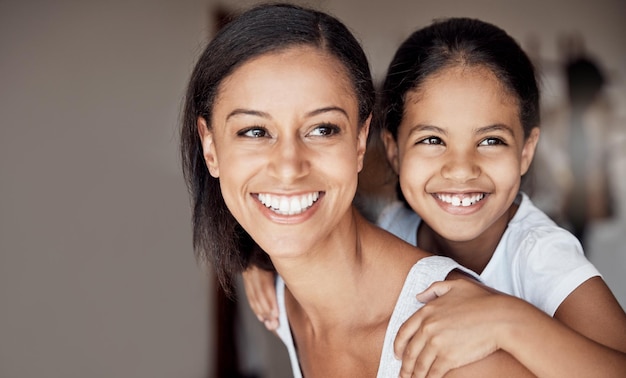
[366, 218, 430, 260]
[410, 255, 478, 283]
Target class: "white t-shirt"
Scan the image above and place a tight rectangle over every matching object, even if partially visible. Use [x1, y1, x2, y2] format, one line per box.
[275, 256, 474, 378]
[377, 192, 600, 316]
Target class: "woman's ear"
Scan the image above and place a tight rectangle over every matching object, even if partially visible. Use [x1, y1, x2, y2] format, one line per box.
[197, 117, 220, 178]
[356, 115, 372, 173]
[520, 127, 540, 176]
[380, 129, 400, 174]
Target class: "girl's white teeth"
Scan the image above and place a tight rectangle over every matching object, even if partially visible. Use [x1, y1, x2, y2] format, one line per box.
[437, 193, 485, 207]
[258, 192, 320, 215]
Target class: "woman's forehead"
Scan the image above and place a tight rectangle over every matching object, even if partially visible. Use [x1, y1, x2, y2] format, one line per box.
[214, 46, 359, 116]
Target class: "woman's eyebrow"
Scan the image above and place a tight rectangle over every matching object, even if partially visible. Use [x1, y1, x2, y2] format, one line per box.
[226, 106, 349, 121]
[226, 109, 271, 121]
[305, 106, 349, 119]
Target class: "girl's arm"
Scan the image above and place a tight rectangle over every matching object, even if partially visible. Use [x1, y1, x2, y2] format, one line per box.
[241, 265, 280, 330]
[394, 277, 626, 378]
[505, 276, 626, 377]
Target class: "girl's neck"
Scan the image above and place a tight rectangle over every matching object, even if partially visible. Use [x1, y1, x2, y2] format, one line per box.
[418, 202, 520, 274]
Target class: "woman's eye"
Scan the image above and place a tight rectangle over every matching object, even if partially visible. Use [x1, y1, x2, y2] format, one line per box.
[309, 123, 340, 137]
[418, 136, 443, 145]
[479, 137, 506, 146]
[238, 127, 268, 138]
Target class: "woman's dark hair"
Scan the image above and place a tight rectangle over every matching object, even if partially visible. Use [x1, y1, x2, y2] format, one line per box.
[180, 3, 374, 294]
[378, 17, 540, 205]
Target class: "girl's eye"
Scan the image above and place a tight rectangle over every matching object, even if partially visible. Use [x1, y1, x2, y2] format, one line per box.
[309, 123, 340, 137]
[479, 137, 506, 146]
[238, 127, 268, 138]
[418, 136, 443, 145]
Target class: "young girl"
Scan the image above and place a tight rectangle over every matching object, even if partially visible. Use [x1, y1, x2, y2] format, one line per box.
[243, 17, 626, 377]
[181, 4, 533, 377]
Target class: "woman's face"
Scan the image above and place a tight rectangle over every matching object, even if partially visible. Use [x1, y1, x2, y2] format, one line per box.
[385, 66, 539, 242]
[199, 46, 369, 258]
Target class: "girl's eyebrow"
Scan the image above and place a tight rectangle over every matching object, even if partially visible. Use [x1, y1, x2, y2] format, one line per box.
[407, 124, 447, 136]
[226, 106, 349, 121]
[475, 123, 515, 136]
[406, 123, 515, 137]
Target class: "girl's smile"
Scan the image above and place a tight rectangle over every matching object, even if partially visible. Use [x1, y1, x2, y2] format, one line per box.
[431, 192, 489, 215]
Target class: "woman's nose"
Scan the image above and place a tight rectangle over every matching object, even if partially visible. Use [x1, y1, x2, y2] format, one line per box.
[267, 137, 311, 182]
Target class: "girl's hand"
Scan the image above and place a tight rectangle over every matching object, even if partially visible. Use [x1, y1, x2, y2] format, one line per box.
[242, 265, 279, 331]
[395, 278, 517, 378]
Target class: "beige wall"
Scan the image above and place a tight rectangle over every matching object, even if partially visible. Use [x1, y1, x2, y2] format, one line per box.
[1, 1, 212, 377]
[1, 1, 624, 377]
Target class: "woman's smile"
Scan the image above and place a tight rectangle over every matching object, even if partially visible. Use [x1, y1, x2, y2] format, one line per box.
[256, 191, 322, 216]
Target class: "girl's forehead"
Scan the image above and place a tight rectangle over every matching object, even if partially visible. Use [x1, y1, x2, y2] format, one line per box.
[399, 65, 524, 137]
[407, 65, 519, 107]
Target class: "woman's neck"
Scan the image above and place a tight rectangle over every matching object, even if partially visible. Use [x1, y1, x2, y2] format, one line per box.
[272, 209, 371, 327]
[271, 208, 430, 377]
[273, 208, 416, 331]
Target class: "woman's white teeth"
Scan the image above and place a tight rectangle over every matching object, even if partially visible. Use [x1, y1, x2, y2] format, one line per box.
[258, 192, 320, 215]
[437, 193, 485, 207]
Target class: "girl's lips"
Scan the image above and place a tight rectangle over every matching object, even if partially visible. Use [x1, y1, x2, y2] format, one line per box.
[434, 192, 486, 207]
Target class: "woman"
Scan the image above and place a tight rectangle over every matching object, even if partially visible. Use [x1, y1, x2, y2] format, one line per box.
[180, 4, 533, 377]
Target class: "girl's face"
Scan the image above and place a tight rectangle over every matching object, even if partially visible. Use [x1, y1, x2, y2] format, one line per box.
[198, 46, 369, 258]
[384, 66, 539, 243]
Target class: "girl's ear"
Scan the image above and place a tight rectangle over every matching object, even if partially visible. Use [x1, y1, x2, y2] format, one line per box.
[197, 117, 220, 178]
[356, 115, 372, 173]
[380, 129, 400, 174]
[520, 127, 540, 176]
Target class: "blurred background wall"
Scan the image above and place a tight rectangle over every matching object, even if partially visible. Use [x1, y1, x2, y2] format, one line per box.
[1, 1, 624, 378]
[0, 1, 212, 377]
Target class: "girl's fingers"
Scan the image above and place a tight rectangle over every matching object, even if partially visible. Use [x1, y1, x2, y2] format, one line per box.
[416, 281, 453, 303]
[242, 267, 279, 327]
[398, 334, 430, 378]
[394, 311, 424, 359]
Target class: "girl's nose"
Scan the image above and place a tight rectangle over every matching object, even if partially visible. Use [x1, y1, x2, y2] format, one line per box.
[440, 150, 480, 183]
